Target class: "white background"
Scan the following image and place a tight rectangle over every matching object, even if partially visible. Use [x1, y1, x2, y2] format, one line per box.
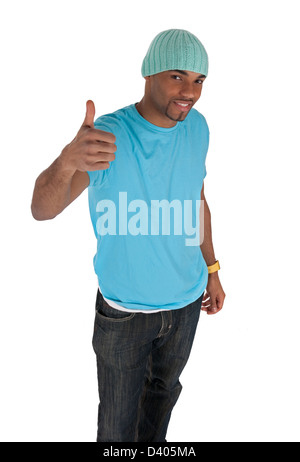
[1, 0, 299, 442]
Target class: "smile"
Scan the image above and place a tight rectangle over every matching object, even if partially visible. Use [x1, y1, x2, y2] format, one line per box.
[173, 101, 192, 112]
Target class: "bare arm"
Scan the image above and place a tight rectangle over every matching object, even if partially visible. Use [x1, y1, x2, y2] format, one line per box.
[200, 183, 226, 315]
[31, 160, 90, 220]
[31, 100, 116, 221]
[200, 183, 217, 266]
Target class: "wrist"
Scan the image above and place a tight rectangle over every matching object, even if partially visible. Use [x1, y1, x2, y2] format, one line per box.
[207, 260, 220, 275]
[208, 271, 219, 279]
[58, 146, 77, 176]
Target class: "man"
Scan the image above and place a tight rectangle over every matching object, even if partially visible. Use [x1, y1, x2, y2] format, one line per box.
[31, 29, 226, 442]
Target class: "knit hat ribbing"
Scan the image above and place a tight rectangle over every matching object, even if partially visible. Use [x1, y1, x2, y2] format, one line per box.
[141, 29, 209, 78]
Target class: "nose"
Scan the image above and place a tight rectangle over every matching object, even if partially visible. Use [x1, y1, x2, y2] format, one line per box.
[179, 81, 195, 100]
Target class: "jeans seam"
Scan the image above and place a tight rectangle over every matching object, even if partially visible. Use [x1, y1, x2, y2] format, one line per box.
[156, 312, 166, 338]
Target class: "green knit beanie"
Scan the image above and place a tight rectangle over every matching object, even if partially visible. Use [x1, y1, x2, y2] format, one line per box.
[141, 29, 209, 78]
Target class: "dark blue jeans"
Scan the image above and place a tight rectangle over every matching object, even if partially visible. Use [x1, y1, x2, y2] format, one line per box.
[92, 289, 203, 442]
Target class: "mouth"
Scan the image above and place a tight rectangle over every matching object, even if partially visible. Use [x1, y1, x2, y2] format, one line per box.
[173, 101, 193, 112]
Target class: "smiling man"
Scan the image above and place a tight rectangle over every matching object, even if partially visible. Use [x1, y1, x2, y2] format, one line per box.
[137, 69, 206, 125]
[31, 29, 225, 442]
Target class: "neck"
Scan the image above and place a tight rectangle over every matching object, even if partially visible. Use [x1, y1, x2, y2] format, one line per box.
[136, 97, 177, 129]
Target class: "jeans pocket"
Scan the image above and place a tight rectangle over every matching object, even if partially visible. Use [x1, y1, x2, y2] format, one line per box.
[96, 295, 136, 323]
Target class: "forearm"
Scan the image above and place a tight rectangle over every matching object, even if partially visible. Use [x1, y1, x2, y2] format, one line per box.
[31, 153, 75, 221]
[200, 196, 225, 312]
[200, 198, 217, 267]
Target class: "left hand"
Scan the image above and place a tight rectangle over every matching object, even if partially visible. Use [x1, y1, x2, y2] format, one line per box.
[201, 273, 226, 315]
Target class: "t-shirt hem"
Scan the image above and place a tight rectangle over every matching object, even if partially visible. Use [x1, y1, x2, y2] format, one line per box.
[99, 283, 206, 314]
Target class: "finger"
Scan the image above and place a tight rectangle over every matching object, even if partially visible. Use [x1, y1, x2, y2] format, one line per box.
[82, 100, 95, 128]
[201, 301, 210, 311]
[207, 306, 222, 315]
[216, 300, 223, 310]
[87, 128, 117, 144]
[201, 292, 210, 311]
[201, 300, 210, 311]
[86, 161, 110, 171]
[207, 295, 218, 314]
[216, 295, 225, 310]
[207, 298, 223, 315]
[202, 292, 210, 302]
[89, 152, 116, 163]
[87, 141, 117, 155]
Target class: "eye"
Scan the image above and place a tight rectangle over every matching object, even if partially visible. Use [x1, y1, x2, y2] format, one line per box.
[171, 75, 182, 81]
[196, 80, 204, 85]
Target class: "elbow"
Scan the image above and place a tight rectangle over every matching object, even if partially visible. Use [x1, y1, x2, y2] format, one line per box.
[31, 203, 57, 221]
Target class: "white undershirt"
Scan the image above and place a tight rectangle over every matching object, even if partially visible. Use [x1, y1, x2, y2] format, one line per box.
[99, 286, 171, 314]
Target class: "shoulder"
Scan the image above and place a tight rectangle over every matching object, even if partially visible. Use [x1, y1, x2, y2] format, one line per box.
[188, 108, 209, 130]
[94, 104, 134, 134]
[186, 109, 209, 143]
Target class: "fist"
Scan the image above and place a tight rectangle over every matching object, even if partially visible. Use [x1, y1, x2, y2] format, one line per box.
[60, 100, 117, 173]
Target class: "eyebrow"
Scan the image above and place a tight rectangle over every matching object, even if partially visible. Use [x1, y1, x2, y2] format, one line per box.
[172, 69, 206, 79]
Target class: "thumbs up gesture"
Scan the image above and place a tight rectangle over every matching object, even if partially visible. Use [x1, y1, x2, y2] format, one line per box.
[60, 100, 117, 174]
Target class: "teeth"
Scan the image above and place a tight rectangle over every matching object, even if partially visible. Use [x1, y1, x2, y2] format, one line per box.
[177, 103, 188, 106]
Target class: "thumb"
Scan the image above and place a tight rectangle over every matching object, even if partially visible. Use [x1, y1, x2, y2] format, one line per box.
[82, 100, 95, 128]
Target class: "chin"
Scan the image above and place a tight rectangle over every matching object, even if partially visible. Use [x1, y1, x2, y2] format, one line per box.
[166, 111, 189, 123]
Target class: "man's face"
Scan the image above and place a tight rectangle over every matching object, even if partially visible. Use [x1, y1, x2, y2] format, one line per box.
[146, 69, 206, 127]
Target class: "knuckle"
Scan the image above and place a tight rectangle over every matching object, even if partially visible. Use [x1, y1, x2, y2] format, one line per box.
[107, 132, 116, 143]
[99, 162, 110, 170]
[85, 143, 92, 156]
[83, 127, 92, 138]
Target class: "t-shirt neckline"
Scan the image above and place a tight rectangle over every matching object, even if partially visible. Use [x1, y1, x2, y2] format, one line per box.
[132, 103, 179, 133]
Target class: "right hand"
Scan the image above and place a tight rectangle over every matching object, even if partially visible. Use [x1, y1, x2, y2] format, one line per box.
[59, 100, 117, 174]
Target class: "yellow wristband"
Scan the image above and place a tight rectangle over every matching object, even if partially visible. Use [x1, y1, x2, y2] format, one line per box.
[207, 260, 220, 274]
